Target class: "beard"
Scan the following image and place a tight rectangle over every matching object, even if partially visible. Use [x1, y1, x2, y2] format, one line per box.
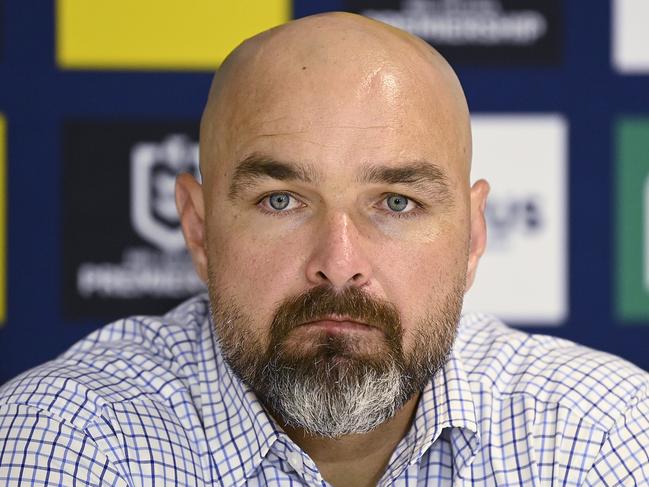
[208, 279, 464, 438]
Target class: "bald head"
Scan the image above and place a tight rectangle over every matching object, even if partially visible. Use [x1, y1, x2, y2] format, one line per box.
[199, 12, 471, 182]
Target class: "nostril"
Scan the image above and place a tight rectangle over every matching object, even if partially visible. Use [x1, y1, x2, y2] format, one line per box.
[316, 271, 328, 281]
[351, 273, 363, 282]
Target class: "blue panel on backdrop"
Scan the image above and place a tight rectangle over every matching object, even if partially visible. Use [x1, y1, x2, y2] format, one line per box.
[0, 0, 648, 385]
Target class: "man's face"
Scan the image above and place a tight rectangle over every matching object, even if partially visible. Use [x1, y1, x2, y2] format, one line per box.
[181, 26, 485, 436]
[206, 61, 472, 350]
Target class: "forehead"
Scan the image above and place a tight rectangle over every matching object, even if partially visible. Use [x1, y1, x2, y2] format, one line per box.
[203, 30, 470, 184]
[238, 80, 461, 172]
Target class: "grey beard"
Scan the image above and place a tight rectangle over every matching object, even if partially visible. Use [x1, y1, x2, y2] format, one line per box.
[251, 328, 451, 437]
[257, 356, 409, 437]
[208, 285, 462, 438]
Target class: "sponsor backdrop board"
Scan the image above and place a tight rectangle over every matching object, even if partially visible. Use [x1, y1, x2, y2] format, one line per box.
[612, 0, 649, 74]
[62, 122, 204, 320]
[0, 115, 4, 324]
[0, 0, 3, 62]
[1, 0, 649, 382]
[346, 0, 562, 65]
[616, 119, 649, 321]
[57, 0, 291, 69]
[463, 115, 567, 324]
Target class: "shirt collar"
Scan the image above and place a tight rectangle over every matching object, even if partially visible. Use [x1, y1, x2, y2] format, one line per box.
[384, 346, 481, 480]
[415, 347, 479, 452]
[197, 310, 283, 486]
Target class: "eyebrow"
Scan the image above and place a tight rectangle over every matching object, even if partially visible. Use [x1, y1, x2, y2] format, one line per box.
[358, 161, 452, 203]
[228, 153, 452, 204]
[228, 153, 322, 200]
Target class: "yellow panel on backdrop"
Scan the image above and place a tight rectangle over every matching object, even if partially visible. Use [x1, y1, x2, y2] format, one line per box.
[0, 115, 5, 324]
[57, 0, 290, 69]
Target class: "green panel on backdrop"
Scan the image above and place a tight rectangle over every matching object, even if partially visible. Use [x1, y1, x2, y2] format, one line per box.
[616, 119, 649, 322]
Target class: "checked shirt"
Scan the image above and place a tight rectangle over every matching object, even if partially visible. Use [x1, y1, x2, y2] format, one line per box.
[1, 294, 648, 486]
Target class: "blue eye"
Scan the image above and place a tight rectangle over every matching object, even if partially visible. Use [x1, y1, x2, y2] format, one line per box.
[260, 192, 305, 213]
[268, 192, 291, 210]
[386, 194, 409, 212]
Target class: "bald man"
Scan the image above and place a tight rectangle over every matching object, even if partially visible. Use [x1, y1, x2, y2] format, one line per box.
[1, 13, 648, 487]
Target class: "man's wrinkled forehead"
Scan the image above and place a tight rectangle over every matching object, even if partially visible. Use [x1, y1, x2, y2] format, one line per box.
[199, 12, 471, 180]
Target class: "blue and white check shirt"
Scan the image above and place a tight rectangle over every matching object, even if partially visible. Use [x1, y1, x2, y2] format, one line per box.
[1, 294, 648, 486]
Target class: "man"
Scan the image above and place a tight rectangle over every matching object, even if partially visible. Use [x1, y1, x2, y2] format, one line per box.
[1, 12, 648, 486]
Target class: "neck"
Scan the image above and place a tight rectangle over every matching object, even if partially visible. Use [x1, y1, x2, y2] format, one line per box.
[280, 393, 421, 487]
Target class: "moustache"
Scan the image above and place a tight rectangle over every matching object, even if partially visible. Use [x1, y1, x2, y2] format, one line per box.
[268, 286, 403, 346]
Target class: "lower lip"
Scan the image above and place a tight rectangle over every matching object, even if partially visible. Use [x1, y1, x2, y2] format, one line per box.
[301, 320, 375, 334]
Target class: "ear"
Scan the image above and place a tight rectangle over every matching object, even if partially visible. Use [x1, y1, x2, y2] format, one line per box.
[465, 179, 490, 292]
[175, 173, 208, 283]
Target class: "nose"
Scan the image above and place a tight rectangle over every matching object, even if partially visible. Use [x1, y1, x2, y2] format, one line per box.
[305, 211, 372, 288]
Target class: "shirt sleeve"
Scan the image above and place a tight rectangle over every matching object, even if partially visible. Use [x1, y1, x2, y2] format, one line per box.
[584, 389, 649, 485]
[0, 403, 129, 487]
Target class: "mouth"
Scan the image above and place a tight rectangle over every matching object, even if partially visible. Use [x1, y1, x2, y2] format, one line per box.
[299, 316, 376, 334]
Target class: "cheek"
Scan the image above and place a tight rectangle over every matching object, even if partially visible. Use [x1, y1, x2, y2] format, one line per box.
[207, 221, 309, 308]
[374, 229, 468, 332]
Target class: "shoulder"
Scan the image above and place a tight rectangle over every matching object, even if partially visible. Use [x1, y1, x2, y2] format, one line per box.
[0, 294, 210, 431]
[456, 313, 649, 430]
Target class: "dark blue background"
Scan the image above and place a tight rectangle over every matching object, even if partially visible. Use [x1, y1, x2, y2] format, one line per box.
[1, 0, 647, 384]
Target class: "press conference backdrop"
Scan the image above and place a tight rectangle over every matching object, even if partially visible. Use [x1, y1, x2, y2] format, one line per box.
[1, 0, 648, 384]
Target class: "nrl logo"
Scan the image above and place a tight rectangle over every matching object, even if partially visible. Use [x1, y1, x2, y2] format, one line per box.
[130, 134, 199, 252]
